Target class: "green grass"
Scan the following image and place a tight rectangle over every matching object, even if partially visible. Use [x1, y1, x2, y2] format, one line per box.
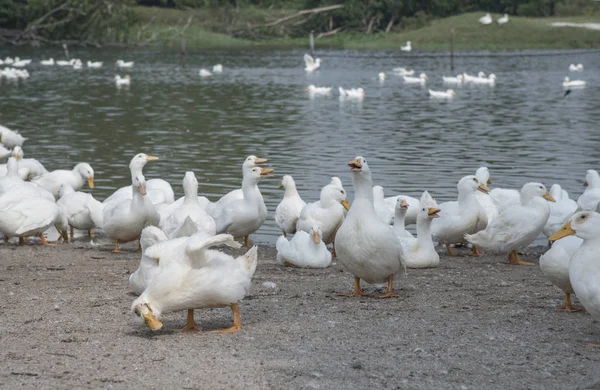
[128, 7, 600, 51]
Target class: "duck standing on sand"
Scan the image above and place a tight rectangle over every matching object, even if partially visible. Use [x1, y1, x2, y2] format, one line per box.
[550, 211, 600, 346]
[335, 157, 406, 298]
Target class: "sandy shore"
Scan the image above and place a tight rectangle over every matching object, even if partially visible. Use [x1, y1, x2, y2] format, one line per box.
[0, 239, 599, 389]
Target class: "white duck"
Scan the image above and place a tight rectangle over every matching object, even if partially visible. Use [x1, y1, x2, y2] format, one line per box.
[199, 69, 212, 77]
[335, 157, 405, 298]
[102, 153, 160, 252]
[432, 175, 490, 256]
[115, 75, 131, 86]
[540, 235, 583, 312]
[497, 13, 509, 25]
[275, 175, 306, 236]
[128, 226, 169, 295]
[72, 59, 83, 70]
[56, 59, 73, 66]
[466, 183, 555, 265]
[393, 67, 415, 76]
[463, 71, 486, 83]
[378, 72, 386, 81]
[429, 89, 456, 98]
[57, 184, 104, 238]
[7, 146, 48, 180]
[550, 211, 600, 344]
[400, 41, 412, 52]
[40, 58, 54, 66]
[384, 194, 420, 226]
[296, 182, 350, 246]
[474, 166, 497, 222]
[471, 74, 497, 85]
[213, 167, 272, 247]
[103, 164, 174, 211]
[32, 162, 94, 199]
[543, 184, 577, 237]
[87, 61, 103, 68]
[398, 191, 441, 269]
[0, 188, 68, 245]
[304, 53, 321, 72]
[276, 225, 331, 268]
[131, 233, 257, 333]
[403, 73, 428, 84]
[160, 171, 216, 239]
[212, 64, 223, 73]
[563, 77, 585, 88]
[0, 125, 27, 148]
[577, 170, 600, 210]
[0, 151, 30, 181]
[479, 13, 492, 25]
[116, 60, 134, 68]
[306, 85, 332, 96]
[393, 198, 414, 239]
[0, 157, 52, 200]
[569, 63, 584, 72]
[373, 185, 393, 224]
[215, 155, 268, 208]
[443, 74, 464, 84]
[338, 87, 365, 100]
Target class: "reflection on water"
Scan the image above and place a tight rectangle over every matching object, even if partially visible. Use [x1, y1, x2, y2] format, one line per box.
[1, 49, 598, 246]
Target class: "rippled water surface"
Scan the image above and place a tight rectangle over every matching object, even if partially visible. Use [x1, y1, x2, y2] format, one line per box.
[1, 48, 599, 245]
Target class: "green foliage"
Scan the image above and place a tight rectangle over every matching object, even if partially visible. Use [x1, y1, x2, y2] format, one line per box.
[1, 0, 136, 44]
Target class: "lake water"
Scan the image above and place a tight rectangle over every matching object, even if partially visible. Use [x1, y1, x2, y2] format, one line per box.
[1, 48, 599, 246]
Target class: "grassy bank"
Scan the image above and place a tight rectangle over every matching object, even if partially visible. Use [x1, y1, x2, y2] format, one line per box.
[130, 7, 600, 51]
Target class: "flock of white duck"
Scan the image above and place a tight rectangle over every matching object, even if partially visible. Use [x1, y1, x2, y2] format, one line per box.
[1, 122, 600, 338]
[304, 54, 587, 101]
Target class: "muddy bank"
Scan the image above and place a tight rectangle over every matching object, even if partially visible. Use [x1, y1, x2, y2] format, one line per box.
[0, 241, 599, 389]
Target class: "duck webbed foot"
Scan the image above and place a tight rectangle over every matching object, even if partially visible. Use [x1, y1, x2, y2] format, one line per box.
[508, 250, 534, 266]
[180, 309, 201, 332]
[556, 293, 584, 312]
[39, 233, 56, 246]
[338, 277, 371, 297]
[211, 303, 242, 334]
[374, 275, 400, 299]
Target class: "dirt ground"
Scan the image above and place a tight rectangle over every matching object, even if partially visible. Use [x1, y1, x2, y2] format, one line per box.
[0, 239, 599, 390]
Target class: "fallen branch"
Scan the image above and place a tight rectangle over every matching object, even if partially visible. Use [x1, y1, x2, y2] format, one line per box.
[316, 26, 344, 39]
[259, 4, 343, 28]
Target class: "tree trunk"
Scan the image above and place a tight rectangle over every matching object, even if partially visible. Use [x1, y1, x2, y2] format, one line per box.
[385, 18, 394, 33]
[366, 16, 376, 34]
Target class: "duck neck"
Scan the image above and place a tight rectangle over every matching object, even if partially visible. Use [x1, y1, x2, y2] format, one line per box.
[183, 182, 199, 205]
[241, 177, 261, 203]
[416, 216, 433, 244]
[284, 181, 299, 199]
[458, 190, 475, 209]
[393, 209, 407, 235]
[352, 171, 373, 205]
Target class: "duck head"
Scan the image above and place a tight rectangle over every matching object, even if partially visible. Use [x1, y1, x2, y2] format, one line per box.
[132, 300, 163, 331]
[457, 175, 490, 195]
[520, 182, 555, 203]
[133, 173, 147, 196]
[550, 211, 600, 242]
[310, 225, 323, 244]
[74, 163, 95, 189]
[279, 174, 294, 190]
[129, 153, 158, 171]
[244, 155, 268, 168]
[140, 226, 168, 253]
[475, 166, 492, 185]
[584, 169, 600, 188]
[321, 183, 350, 210]
[12, 146, 23, 160]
